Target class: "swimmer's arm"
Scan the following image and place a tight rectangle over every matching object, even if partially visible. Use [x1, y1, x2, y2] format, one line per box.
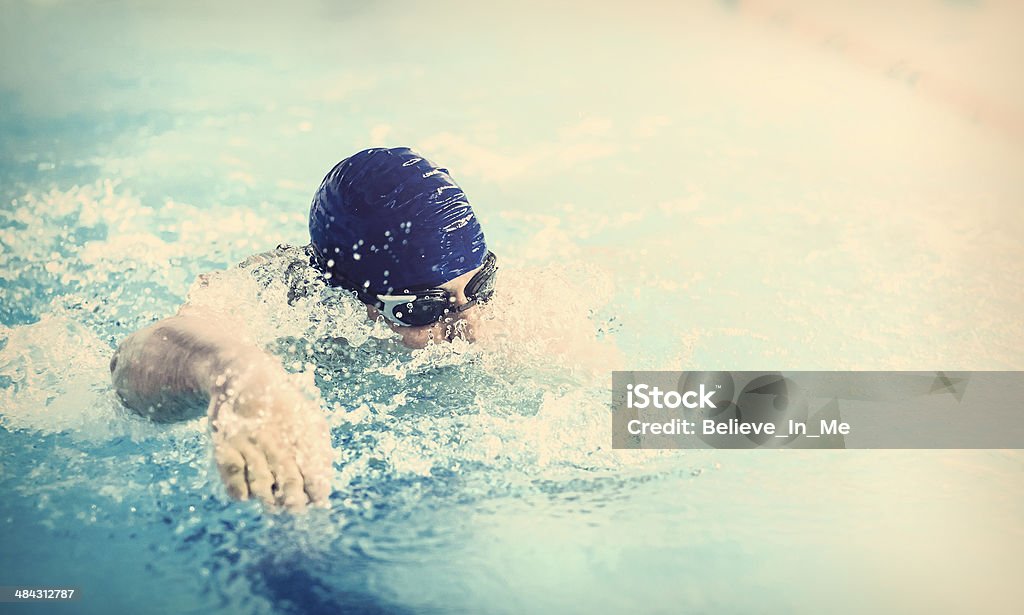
[111, 310, 333, 508]
[109, 312, 256, 422]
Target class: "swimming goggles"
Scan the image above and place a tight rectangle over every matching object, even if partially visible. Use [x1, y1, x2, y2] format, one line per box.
[336, 251, 498, 327]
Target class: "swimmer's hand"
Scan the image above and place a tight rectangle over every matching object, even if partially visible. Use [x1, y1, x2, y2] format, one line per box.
[207, 357, 333, 511]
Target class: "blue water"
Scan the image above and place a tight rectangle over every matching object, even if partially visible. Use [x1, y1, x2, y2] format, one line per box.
[2, 1, 1023, 613]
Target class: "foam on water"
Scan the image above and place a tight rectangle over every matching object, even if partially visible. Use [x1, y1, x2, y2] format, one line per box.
[0, 179, 674, 526]
[0, 180, 704, 614]
[0, 312, 127, 439]
[179, 227, 668, 495]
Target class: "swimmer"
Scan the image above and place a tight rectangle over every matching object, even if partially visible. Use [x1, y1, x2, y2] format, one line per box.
[109, 147, 497, 511]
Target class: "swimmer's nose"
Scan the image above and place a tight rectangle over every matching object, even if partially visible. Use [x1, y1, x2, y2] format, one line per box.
[444, 307, 478, 343]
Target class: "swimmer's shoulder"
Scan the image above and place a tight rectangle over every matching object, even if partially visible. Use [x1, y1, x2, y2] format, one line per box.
[237, 243, 313, 270]
[236, 243, 324, 303]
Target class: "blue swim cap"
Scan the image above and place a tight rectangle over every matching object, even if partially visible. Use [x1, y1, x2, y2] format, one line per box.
[308, 147, 487, 294]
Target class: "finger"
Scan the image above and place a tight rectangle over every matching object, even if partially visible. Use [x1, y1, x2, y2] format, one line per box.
[214, 444, 249, 501]
[264, 443, 309, 510]
[296, 454, 332, 506]
[296, 424, 333, 506]
[235, 440, 275, 506]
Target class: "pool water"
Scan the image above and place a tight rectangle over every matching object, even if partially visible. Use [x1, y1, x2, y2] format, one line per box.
[1, 1, 1022, 613]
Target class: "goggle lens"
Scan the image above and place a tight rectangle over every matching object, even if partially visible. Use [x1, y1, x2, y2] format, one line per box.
[387, 293, 451, 327]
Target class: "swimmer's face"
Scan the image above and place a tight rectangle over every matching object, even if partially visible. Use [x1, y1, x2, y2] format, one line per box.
[365, 265, 485, 349]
